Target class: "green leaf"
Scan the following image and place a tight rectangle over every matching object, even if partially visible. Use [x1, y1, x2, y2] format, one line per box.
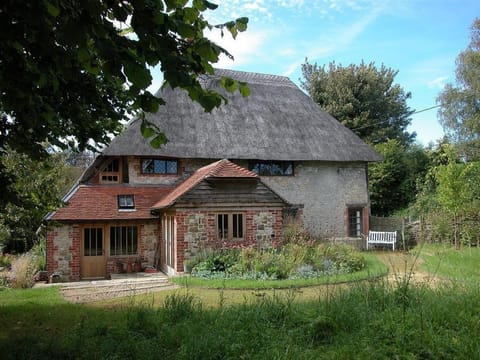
[124, 62, 152, 89]
[183, 7, 199, 23]
[203, 0, 218, 10]
[198, 92, 224, 112]
[140, 93, 161, 113]
[194, 41, 218, 62]
[176, 22, 196, 38]
[140, 121, 155, 139]
[77, 47, 90, 64]
[220, 77, 238, 93]
[235, 17, 249, 32]
[239, 82, 251, 97]
[225, 21, 238, 39]
[150, 133, 168, 149]
[44, 0, 60, 17]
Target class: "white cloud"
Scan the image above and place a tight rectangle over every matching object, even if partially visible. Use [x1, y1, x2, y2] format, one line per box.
[283, 61, 302, 76]
[207, 29, 268, 68]
[428, 76, 448, 89]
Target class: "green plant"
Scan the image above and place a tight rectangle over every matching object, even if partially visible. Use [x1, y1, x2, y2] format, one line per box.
[0, 253, 14, 268]
[8, 253, 37, 288]
[30, 237, 46, 271]
[162, 292, 202, 323]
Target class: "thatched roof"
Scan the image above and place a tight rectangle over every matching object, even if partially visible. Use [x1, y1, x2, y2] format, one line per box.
[103, 68, 381, 162]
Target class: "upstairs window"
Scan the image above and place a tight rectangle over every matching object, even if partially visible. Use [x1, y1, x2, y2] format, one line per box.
[141, 159, 178, 174]
[118, 195, 135, 210]
[100, 158, 120, 183]
[217, 213, 244, 241]
[249, 161, 294, 176]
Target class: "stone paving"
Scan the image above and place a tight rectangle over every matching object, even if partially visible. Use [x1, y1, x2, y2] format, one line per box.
[34, 273, 179, 303]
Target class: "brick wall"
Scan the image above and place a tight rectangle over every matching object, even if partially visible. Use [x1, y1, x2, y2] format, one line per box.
[48, 220, 160, 281]
[175, 208, 285, 271]
[46, 224, 80, 281]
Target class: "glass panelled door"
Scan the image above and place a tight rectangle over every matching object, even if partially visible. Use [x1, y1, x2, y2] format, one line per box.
[81, 227, 106, 278]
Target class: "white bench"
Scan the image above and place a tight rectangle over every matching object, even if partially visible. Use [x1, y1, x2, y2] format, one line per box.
[366, 231, 397, 251]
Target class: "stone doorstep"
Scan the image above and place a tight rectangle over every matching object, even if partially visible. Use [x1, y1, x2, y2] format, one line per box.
[33, 272, 169, 290]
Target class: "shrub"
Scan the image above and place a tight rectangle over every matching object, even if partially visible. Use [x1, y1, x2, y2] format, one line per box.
[191, 242, 366, 280]
[8, 253, 37, 288]
[0, 253, 14, 269]
[30, 237, 46, 271]
[282, 220, 313, 245]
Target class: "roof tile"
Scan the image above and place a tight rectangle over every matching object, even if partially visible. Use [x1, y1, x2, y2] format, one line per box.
[152, 159, 257, 209]
[50, 185, 172, 221]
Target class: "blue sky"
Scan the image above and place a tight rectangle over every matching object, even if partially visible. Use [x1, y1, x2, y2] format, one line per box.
[151, 1, 479, 145]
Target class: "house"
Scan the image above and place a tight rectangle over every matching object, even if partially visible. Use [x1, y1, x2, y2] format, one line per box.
[46, 68, 381, 281]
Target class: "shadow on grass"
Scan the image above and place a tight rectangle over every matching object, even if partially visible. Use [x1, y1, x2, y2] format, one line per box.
[2, 278, 480, 359]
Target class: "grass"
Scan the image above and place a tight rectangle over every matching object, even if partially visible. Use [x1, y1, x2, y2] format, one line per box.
[415, 243, 480, 282]
[1, 279, 480, 359]
[171, 252, 387, 289]
[1, 247, 480, 358]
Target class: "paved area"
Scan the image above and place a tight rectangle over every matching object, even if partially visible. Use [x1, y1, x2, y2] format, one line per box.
[34, 273, 179, 303]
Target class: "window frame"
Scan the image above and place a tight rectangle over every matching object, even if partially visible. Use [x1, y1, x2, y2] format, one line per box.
[347, 207, 363, 238]
[100, 158, 121, 183]
[249, 160, 294, 176]
[117, 194, 135, 210]
[141, 158, 179, 175]
[109, 225, 138, 256]
[82, 227, 104, 257]
[216, 213, 245, 241]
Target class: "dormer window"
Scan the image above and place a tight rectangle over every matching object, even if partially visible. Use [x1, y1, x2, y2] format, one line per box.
[118, 195, 135, 210]
[141, 158, 178, 174]
[100, 158, 120, 183]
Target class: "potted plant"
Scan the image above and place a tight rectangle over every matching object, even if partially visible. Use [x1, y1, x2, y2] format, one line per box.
[134, 257, 142, 272]
[183, 259, 195, 273]
[116, 260, 124, 273]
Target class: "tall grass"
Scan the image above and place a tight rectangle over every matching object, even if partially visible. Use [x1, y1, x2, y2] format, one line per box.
[417, 243, 480, 282]
[1, 278, 480, 359]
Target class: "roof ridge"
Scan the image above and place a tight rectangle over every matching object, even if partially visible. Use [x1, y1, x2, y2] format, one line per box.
[206, 159, 258, 178]
[196, 68, 298, 88]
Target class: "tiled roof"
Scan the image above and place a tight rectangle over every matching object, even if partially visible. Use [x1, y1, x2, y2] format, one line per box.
[49, 185, 172, 221]
[152, 159, 258, 209]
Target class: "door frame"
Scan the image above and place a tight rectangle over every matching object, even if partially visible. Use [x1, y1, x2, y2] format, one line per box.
[80, 225, 106, 279]
[162, 213, 176, 276]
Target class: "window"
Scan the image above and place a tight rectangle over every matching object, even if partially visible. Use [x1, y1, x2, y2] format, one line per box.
[83, 228, 103, 256]
[217, 213, 244, 241]
[100, 158, 120, 183]
[141, 159, 178, 174]
[348, 208, 363, 237]
[110, 226, 138, 256]
[249, 161, 293, 176]
[118, 195, 135, 210]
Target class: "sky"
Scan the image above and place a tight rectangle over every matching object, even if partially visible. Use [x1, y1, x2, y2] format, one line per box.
[151, 0, 480, 146]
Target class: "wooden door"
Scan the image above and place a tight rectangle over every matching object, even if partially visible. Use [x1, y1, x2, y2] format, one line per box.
[81, 227, 106, 278]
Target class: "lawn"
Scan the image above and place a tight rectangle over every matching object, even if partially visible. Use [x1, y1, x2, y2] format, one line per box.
[1, 246, 480, 359]
[415, 243, 480, 282]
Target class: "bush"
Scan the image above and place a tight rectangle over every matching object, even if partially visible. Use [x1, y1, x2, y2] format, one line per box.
[0, 253, 14, 269]
[30, 237, 46, 271]
[191, 242, 366, 280]
[8, 253, 37, 288]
